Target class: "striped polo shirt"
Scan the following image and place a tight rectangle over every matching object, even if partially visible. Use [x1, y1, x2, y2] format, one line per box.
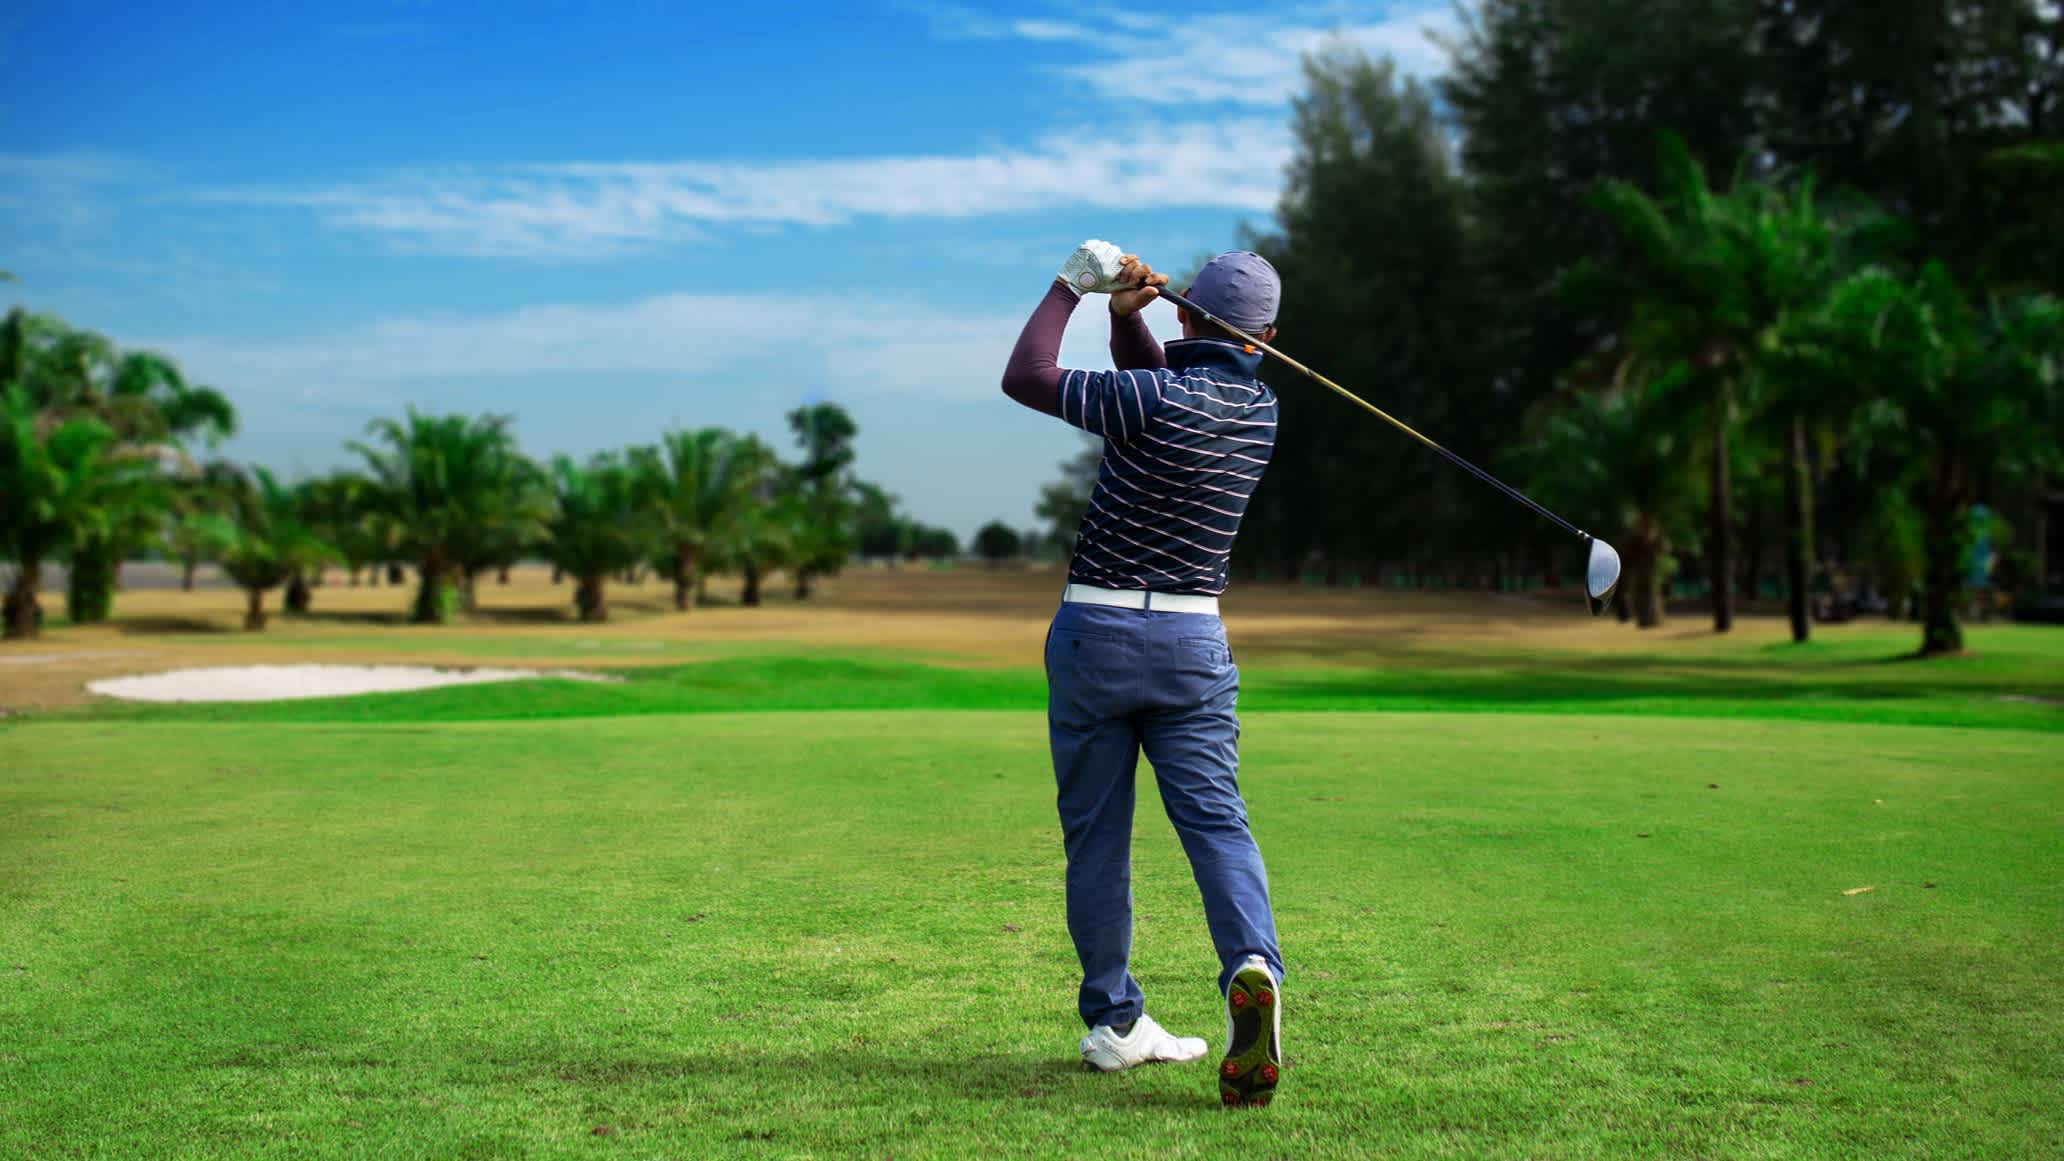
[1057, 338, 1277, 596]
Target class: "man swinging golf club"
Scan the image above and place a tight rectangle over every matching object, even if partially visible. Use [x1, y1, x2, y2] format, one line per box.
[1002, 240, 1286, 1108]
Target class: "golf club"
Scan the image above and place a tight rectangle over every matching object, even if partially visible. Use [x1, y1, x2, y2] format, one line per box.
[1153, 285, 1621, 615]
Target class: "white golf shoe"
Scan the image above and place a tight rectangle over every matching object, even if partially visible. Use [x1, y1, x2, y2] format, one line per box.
[1079, 1014, 1208, 1072]
[1219, 955, 1282, 1107]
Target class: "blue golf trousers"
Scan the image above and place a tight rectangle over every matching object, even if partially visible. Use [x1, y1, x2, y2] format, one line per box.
[1045, 600, 1284, 1030]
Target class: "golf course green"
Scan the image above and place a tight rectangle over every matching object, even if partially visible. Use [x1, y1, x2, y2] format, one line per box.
[3, 588, 2060, 1158]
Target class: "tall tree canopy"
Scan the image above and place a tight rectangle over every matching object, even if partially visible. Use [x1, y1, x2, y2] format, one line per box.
[1241, 48, 1488, 582]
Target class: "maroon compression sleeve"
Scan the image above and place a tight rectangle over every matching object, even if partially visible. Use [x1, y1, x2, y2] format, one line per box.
[1001, 280, 1079, 417]
[1109, 306, 1166, 371]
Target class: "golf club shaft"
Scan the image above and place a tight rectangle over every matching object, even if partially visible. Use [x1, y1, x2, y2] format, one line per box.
[1153, 286, 1587, 541]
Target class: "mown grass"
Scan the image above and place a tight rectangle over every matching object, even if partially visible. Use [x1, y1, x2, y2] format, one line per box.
[42, 633, 2064, 732]
[3, 711, 2058, 1158]
[4, 574, 2059, 1155]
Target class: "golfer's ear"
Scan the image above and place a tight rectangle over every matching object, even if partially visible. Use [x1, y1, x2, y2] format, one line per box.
[1260, 325, 1277, 344]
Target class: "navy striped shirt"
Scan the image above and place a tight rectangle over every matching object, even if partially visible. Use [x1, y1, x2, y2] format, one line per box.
[1057, 339, 1276, 596]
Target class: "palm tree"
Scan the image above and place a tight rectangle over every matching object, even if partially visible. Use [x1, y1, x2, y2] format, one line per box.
[199, 468, 338, 631]
[1860, 492, 1924, 620]
[103, 350, 237, 447]
[641, 427, 756, 611]
[1839, 265, 2062, 654]
[1762, 269, 1912, 638]
[165, 460, 246, 591]
[724, 504, 792, 607]
[543, 453, 652, 622]
[1586, 133, 1882, 637]
[0, 390, 156, 639]
[3, 312, 235, 623]
[1520, 377, 1705, 627]
[1756, 194, 1907, 641]
[350, 411, 546, 624]
[706, 436, 788, 607]
[455, 454, 551, 612]
[296, 472, 386, 588]
[64, 464, 168, 625]
[786, 485, 852, 601]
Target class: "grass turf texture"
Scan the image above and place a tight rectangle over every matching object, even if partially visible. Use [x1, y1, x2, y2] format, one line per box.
[9, 567, 2059, 733]
[4, 711, 2060, 1158]
[5, 571, 2061, 1154]
[43, 634, 2064, 732]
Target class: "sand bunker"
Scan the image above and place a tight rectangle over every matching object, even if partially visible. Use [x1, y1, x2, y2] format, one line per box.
[88, 664, 618, 703]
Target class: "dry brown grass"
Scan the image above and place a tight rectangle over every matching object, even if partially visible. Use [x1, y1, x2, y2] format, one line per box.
[0, 562, 1835, 711]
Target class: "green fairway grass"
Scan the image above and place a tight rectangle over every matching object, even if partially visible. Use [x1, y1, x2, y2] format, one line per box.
[4, 709, 2059, 1158]
[52, 631, 2064, 733]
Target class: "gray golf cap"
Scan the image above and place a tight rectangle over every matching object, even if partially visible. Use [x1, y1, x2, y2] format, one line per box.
[1186, 251, 1280, 334]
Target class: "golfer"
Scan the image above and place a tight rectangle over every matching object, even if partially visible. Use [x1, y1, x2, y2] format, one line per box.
[1001, 240, 1286, 1107]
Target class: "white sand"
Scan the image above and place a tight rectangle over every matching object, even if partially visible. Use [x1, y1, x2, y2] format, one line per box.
[87, 664, 618, 703]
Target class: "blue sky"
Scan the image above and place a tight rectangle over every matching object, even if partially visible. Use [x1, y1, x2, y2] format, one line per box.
[1, 0, 1453, 540]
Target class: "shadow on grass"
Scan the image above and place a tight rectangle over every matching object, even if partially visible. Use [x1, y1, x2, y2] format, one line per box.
[1247, 637, 2064, 707]
[291, 606, 585, 627]
[464, 607, 581, 626]
[287, 600, 739, 627]
[275, 609, 408, 628]
[111, 616, 232, 635]
[1253, 668, 1918, 706]
[1279, 634, 2037, 681]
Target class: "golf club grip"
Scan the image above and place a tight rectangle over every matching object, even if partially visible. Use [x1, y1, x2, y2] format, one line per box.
[1154, 286, 1584, 541]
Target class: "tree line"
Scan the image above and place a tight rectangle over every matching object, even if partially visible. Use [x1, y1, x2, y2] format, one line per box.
[1, 309, 959, 638]
[1031, 0, 2059, 655]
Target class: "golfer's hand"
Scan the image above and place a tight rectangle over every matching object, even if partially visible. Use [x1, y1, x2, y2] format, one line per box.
[1109, 256, 1167, 317]
[1056, 239, 1128, 296]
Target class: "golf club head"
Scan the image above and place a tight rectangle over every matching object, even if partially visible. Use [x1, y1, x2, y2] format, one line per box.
[1583, 536, 1621, 616]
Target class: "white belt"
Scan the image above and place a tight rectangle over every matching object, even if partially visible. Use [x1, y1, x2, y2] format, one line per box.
[1063, 583, 1219, 615]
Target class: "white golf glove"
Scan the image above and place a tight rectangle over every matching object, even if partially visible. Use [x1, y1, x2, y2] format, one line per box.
[1057, 239, 1128, 296]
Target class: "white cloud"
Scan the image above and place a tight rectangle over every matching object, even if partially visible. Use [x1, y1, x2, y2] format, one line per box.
[1012, 19, 1091, 41]
[8, 5, 1448, 268]
[203, 121, 1292, 260]
[931, 2, 1457, 105]
[0, 151, 162, 233]
[0, 151, 155, 186]
[153, 289, 1186, 535]
[28, 5, 1444, 263]
[142, 288, 1185, 406]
